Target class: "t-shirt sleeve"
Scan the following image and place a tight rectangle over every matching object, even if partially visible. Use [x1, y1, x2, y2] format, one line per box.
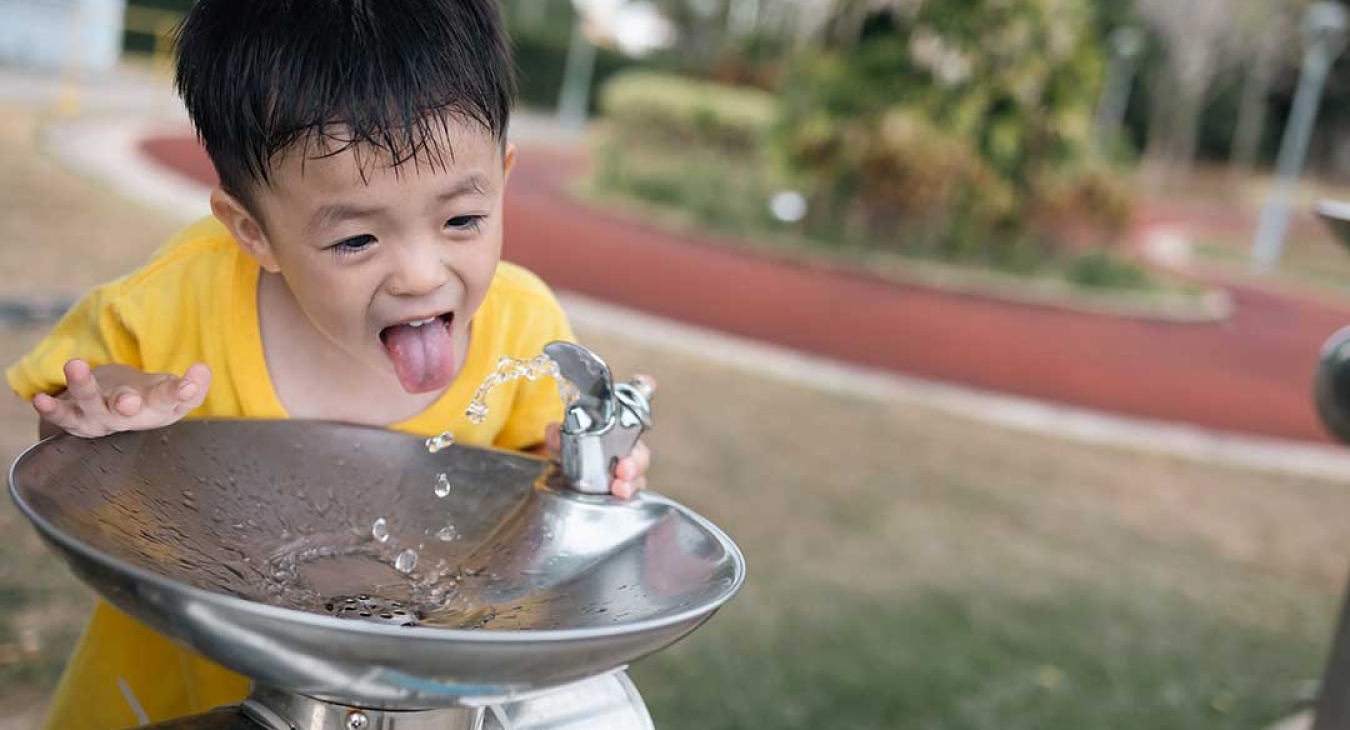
[5, 284, 141, 401]
[493, 287, 578, 452]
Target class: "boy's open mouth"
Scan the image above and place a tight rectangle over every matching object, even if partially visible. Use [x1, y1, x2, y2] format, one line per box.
[379, 313, 456, 394]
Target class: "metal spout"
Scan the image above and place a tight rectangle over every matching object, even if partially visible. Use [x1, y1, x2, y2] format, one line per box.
[542, 342, 653, 495]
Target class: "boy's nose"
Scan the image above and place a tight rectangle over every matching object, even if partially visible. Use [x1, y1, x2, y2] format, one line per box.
[387, 244, 450, 297]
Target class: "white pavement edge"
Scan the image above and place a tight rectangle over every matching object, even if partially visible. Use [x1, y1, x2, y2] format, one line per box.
[38, 113, 1350, 484]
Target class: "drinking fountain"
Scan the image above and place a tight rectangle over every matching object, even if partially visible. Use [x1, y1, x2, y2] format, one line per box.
[8, 342, 745, 729]
[1305, 201, 1350, 730]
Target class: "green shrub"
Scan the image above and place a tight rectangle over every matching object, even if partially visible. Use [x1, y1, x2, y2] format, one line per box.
[772, 0, 1134, 257]
[1028, 162, 1137, 250]
[1065, 250, 1154, 290]
[598, 71, 776, 157]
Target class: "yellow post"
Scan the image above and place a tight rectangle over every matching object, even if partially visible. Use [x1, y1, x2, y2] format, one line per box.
[54, 2, 86, 116]
[153, 18, 176, 77]
[123, 5, 185, 78]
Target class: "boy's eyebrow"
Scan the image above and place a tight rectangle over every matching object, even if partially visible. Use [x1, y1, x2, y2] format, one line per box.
[438, 174, 494, 201]
[305, 203, 384, 236]
[305, 174, 495, 236]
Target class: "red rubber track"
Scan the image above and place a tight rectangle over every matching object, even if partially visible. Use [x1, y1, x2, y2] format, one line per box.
[140, 136, 1350, 443]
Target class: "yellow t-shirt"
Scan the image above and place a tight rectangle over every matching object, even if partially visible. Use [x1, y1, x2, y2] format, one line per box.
[7, 216, 576, 729]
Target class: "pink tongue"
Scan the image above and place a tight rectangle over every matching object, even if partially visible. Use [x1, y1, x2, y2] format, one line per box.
[381, 320, 456, 393]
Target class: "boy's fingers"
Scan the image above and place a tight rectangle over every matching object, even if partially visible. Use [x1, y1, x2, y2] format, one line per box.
[633, 374, 657, 395]
[615, 445, 651, 482]
[33, 392, 59, 415]
[34, 399, 101, 438]
[612, 479, 635, 500]
[33, 395, 70, 424]
[145, 375, 189, 411]
[107, 387, 143, 418]
[181, 363, 212, 397]
[629, 441, 651, 474]
[544, 423, 561, 456]
[62, 360, 102, 405]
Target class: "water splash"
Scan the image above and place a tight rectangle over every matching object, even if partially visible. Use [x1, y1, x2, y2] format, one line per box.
[464, 354, 579, 426]
[425, 432, 455, 454]
[394, 549, 418, 575]
[435, 525, 458, 542]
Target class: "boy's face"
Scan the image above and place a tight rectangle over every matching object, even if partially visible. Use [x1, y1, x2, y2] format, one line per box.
[217, 116, 514, 395]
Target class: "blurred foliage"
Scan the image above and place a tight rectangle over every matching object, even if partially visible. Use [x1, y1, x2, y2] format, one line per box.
[1065, 249, 1156, 290]
[775, 0, 1135, 256]
[599, 72, 776, 155]
[591, 66, 1156, 291]
[513, 31, 645, 112]
[785, 108, 1016, 252]
[1027, 161, 1137, 249]
[594, 72, 784, 237]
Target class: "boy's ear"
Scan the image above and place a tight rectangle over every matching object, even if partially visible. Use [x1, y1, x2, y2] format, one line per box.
[210, 188, 281, 273]
[503, 143, 517, 183]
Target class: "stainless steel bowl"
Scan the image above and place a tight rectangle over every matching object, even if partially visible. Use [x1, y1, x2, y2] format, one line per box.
[9, 420, 745, 710]
[1317, 199, 1350, 252]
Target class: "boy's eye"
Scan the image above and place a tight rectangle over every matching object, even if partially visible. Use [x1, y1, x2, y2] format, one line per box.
[445, 215, 485, 233]
[328, 234, 376, 257]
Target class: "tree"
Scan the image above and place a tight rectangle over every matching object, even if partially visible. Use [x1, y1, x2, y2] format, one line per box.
[1132, 0, 1307, 176]
[1230, 5, 1300, 171]
[1133, 0, 1239, 174]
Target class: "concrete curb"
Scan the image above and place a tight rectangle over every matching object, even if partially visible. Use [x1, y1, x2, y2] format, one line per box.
[42, 114, 208, 225]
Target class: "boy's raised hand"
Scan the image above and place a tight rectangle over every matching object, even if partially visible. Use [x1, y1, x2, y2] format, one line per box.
[543, 374, 655, 500]
[33, 359, 212, 438]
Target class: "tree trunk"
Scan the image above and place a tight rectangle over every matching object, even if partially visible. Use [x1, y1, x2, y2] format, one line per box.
[1143, 69, 1180, 181]
[1169, 84, 1207, 175]
[1231, 31, 1280, 171]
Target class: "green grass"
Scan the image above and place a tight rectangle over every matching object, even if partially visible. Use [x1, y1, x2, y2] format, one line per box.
[635, 586, 1323, 730]
[1194, 238, 1350, 299]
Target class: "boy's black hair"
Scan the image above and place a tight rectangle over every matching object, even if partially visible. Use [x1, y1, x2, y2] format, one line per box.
[175, 0, 515, 210]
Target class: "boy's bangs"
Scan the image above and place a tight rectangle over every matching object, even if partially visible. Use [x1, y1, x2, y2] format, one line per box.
[175, 0, 514, 200]
[282, 103, 492, 182]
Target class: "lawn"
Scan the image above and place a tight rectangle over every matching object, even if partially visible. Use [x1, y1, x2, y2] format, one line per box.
[1, 103, 1348, 730]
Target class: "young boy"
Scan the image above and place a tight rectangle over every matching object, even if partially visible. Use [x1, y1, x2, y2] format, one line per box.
[6, 1, 653, 727]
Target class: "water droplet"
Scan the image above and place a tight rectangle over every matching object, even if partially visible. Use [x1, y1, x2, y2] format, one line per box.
[466, 402, 489, 424]
[435, 525, 458, 542]
[425, 432, 455, 454]
[371, 517, 390, 543]
[395, 549, 418, 574]
[434, 473, 452, 498]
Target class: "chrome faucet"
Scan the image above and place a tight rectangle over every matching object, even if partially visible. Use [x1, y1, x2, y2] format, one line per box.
[542, 342, 653, 495]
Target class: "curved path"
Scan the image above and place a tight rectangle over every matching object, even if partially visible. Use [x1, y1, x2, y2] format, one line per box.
[140, 137, 1350, 444]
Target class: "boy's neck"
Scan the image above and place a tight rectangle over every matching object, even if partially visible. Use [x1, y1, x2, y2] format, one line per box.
[256, 271, 466, 425]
